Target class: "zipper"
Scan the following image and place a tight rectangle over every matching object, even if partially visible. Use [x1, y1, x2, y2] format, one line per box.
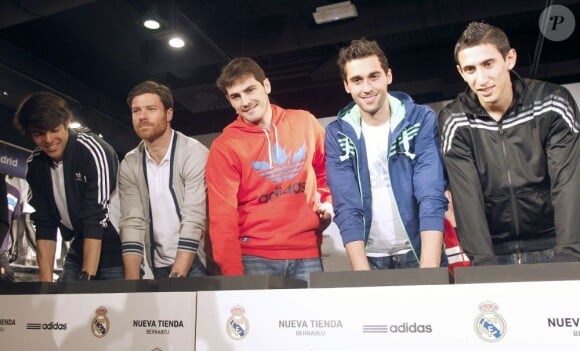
[387, 140, 419, 263]
[338, 131, 366, 239]
[498, 123, 520, 237]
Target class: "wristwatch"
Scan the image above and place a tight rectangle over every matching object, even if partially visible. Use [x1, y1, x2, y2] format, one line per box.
[78, 271, 95, 281]
[169, 271, 184, 278]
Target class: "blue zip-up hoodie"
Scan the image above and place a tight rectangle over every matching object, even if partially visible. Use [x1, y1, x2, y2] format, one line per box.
[325, 92, 447, 261]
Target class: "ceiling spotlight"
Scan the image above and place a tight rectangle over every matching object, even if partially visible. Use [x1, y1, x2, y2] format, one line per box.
[168, 35, 185, 48]
[70, 121, 82, 129]
[1, 91, 7, 96]
[313, 1, 358, 25]
[143, 19, 161, 30]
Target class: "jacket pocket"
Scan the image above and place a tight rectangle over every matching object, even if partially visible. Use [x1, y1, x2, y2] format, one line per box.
[516, 189, 554, 238]
[484, 194, 511, 242]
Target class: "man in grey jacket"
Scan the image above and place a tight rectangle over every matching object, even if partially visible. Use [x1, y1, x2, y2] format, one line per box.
[119, 81, 209, 279]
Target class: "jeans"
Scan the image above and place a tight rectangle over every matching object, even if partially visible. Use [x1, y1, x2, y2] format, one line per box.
[58, 258, 124, 282]
[153, 255, 208, 278]
[367, 250, 419, 270]
[242, 255, 323, 282]
[473, 248, 556, 266]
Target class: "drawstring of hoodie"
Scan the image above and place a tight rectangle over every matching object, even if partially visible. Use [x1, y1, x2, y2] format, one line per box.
[273, 125, 280, 163]
[262, 124, 279, 167]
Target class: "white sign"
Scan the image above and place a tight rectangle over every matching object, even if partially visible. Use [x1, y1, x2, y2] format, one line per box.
[196, 281, 580, 350]
[1, 291, 197, 351]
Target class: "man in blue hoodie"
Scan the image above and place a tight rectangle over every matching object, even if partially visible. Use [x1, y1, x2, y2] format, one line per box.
[325, 38, 447, 271]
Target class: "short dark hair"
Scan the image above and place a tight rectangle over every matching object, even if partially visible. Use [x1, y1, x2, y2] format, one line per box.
[454, 22, 511, 64]
[216, 57, 267, 94]
[126, 80, 174, 110]
[13, 92, 72, 135]
[337, 38, 389, 81]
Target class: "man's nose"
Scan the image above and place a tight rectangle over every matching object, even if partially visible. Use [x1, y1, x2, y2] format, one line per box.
[43, 132, 54, 143]
[241, 94, 251, 106]
[135, 111, 148, 121]
[475, 68, 488, 85]
[362, 79, 372, 92]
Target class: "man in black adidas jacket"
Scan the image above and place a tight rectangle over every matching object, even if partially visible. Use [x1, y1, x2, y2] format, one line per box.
[439, 22, 580, 265]
[14, 92, 123, 281]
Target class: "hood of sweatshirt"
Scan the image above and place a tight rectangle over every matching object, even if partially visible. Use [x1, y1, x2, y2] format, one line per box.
[221, 104, 295, 168]
[336, 91, 413, 138]
[223, 104, 286, 133]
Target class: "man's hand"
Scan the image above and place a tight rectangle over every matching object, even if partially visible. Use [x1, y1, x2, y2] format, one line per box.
[170, 251, 195, 278]
[316, 203, 333, 233]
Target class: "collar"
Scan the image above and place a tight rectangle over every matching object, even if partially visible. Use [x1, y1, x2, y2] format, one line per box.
[388, 93, 405, 131]
[145, 129, 174, 164]
[341, 93, 406, 134]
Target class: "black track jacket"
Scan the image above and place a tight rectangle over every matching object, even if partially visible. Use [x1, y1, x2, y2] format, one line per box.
[26, 128, 122, 268]
[439, 72, 580, 263]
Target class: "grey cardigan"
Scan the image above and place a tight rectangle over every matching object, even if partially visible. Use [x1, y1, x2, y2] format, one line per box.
[119, 130, 208, 269]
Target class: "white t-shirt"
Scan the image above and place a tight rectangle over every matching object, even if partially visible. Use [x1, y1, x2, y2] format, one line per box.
[50, 161, 74, 231]
[361, 119, 410, 257]
[145, 131, 181, 267]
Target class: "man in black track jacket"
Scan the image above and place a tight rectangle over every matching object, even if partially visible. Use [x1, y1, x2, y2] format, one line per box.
[439, 22, 580, 265]
[13, 92, 123, 281]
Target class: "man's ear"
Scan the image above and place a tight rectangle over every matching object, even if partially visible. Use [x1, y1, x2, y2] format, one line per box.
[263, 78, 272, 94]
[456, 65, 467, 82]
[343, 80, 350, 94]
[505, 48, 517, 70]
[166, 108, 174, 122]
[385, 68, 393, 85]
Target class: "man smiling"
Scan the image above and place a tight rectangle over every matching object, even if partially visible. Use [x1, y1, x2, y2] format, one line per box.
[325, 39, 447, 271]
[206, 58, 332, 281]
[13, 92, 123, 281]
[439, 22, 580, 265]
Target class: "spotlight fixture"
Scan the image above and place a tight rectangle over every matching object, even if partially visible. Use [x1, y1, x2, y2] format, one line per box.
[168, 35, 185, 48]
[312, 1, 358, 25]
[166, 1, 186, 48]
[143, 18, 161, 30]
[69, 121, 82, 129]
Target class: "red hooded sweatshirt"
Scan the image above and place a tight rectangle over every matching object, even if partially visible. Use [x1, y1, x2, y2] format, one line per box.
[206, 104, 331, 275]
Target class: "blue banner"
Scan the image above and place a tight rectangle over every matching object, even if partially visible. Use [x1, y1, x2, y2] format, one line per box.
[0, 141, 31, 179]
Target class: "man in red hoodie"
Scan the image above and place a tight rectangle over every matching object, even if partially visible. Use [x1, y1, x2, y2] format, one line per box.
[206, 57, 333, 282]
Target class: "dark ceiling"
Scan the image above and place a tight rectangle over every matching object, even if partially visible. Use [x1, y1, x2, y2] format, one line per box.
[1, 0, 579, 156]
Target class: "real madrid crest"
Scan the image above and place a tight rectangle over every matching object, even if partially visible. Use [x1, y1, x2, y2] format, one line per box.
[474, 301, 506, 342]
[91, 306, 110, 338]
[226, 305, 249, 340]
